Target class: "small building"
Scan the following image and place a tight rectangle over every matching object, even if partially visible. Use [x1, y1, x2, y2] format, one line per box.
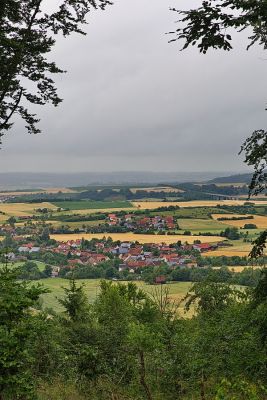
[155, 275, 167, 284]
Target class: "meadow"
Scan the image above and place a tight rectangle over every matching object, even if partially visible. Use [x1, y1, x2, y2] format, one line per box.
[178, 217, 229, 232]
[39, 278, 192, 314]
[0, 261, 46, 270]
[52, 200, 133, 210]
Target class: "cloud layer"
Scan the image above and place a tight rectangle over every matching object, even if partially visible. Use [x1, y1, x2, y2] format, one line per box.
[1, 0, 266, 173]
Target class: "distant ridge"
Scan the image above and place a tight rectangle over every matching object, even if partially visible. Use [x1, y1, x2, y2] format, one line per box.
[0, 171, 238, 190]
[208, 173, 253, 184]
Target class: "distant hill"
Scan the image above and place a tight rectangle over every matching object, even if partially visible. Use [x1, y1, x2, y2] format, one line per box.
[208, 173, 252, 184]
[0, 171, 236, 190]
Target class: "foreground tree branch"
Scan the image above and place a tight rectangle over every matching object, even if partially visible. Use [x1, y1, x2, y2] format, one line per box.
[0, 0, 113, 142]
[170, 0, 267, 258]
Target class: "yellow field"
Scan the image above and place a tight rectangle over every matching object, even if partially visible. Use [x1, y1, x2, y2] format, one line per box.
[220, 266, 263, 272]
[50, 232, 223, 244]
[203, 250, 250, 257]
[0, 188, 76, 196]
[212, 214, 267, 229]
[203, 242, 254, 257]
[0, 202, 56, 217]
[130, 186, 184, 194]
[133, 200, 267, 210]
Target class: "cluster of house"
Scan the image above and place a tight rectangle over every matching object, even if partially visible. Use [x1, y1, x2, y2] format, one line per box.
[108, 214, 176, 231]
[41, 238, 218, 276]
[2, 232, 223, 278]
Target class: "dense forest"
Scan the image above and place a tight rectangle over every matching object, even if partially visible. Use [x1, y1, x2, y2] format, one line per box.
[1, 265, 267, 400]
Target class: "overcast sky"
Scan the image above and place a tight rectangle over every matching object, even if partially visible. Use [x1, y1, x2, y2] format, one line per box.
[0, 0, 266, 173]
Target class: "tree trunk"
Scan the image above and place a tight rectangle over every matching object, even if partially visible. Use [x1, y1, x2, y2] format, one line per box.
[200, 371, 206, 400]
[139, 350, 153, 400]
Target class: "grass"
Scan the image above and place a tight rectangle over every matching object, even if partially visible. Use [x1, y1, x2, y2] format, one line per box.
[178, 218, 228, 231]
[50, 232, 223, 244]
[38, 278, 193, 315]
[52, 201, 133, 210]
[1, 261, 46, 271]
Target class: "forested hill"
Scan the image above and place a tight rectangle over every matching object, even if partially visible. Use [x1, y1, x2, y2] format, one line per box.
[208, 173, 253, 184]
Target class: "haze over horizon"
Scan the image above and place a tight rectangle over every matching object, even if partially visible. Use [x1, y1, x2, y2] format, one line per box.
[0, 0, 265, 173]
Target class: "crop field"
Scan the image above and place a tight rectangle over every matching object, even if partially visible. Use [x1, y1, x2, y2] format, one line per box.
[133, 200, 267, 210]
[52, 201, 133, 210]
[38, 278, 192, 314]
[50, 232, 223, 244]
[0, 202, 56, 217]
[203, 241, 254, 257]
[212, 214, 267, 229]
[0, 188, 77, 196]
[213, 266, 263, 272]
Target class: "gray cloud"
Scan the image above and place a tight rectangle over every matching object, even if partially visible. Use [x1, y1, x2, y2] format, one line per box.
[0, 0, 266, 173]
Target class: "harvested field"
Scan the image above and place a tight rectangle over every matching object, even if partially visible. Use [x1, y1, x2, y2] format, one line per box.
[133, 200, 267, 210]
[203, 242, 254, 257]
[212, 214, 267, 229]
[213, 266, 263, 272]
[0, 188, 77, 196]
[50, 232, 222, 244]
[0, 202, 56, 217]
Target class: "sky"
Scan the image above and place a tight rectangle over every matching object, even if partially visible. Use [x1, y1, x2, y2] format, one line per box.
[0, 0, 266, 174]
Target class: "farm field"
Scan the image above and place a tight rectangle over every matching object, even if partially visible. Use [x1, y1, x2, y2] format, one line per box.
[0, 202, 56, 217]
[203, 241, 254, 257]
[213, 266, 263, 272]
[0, 188, 77, 196]
[212, 214, 267, 229]
[133, 200, 267, 209]
[52, 200, 133, 210]
[38, 278, 192, 314]
[178, 218, 229, 231]
[50, 232, 223, 244]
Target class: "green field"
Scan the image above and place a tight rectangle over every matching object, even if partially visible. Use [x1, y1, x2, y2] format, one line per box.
[52, 200, 133, 210]
[38, 278, 192, 314]
[1, 261, 46, 271]
[178, 217, 229, 232]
